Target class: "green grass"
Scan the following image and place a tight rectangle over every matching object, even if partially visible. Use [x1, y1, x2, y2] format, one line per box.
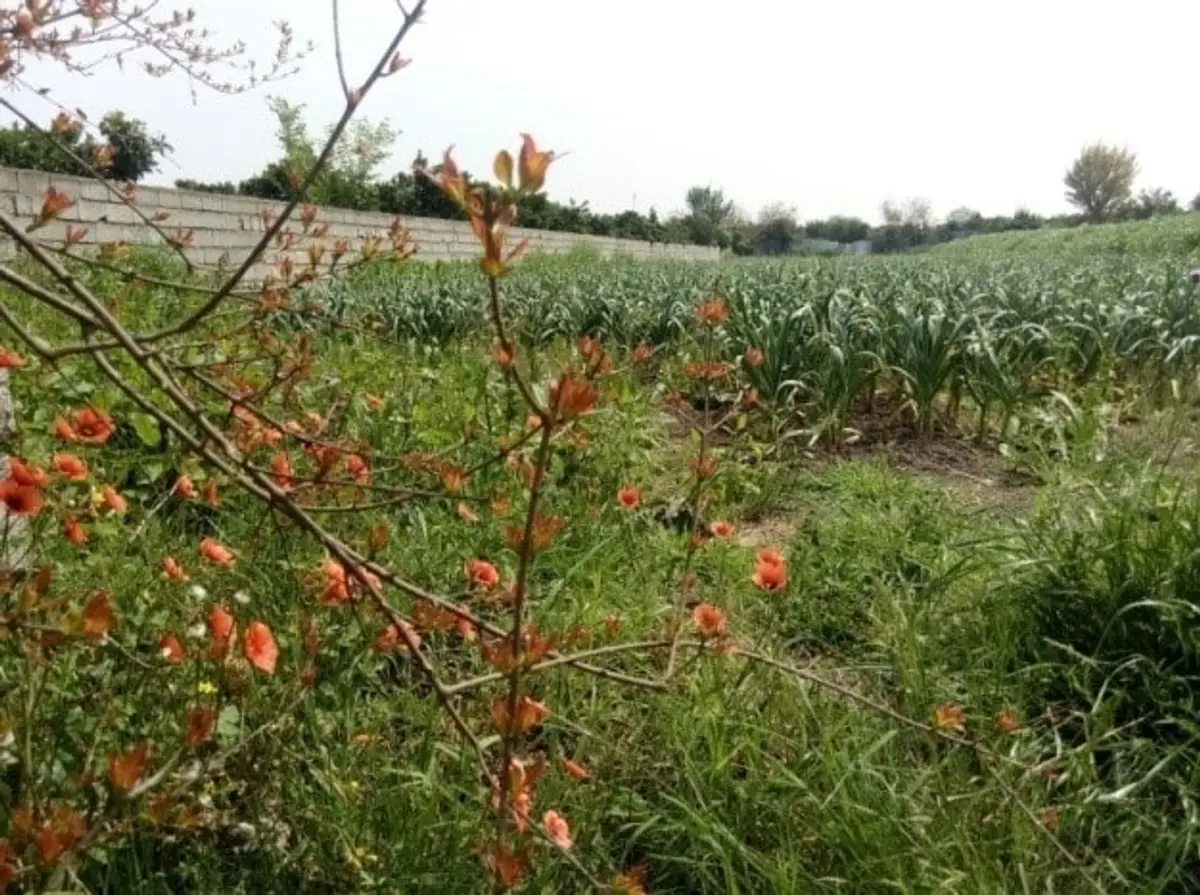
[3, 243, 1200, 892]
[925, 211, 1200, 260]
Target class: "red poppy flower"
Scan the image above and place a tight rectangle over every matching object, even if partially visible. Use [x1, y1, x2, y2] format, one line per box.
[270, 453, 294, 490]
[199, 538, 235, 567]
[243, 621, 278, 674]
[62, 515, 87, 545]
[52, 417, 77, 441]
[345, 453, 370, 485]
[71, 407, 115, 445]
[542, 810, 573, 850]
[53, 453, 88, 481]
[208, 605, 236, 642]
[99, 484, 127, 514]
[465, 559, 500, 590]
[157, 633, 185, 665]
[161, 556, 188, 582]
[692, 602, 727, 639]
[173, 475, 197, 499]
[616, 486, 640, 510]
[0, 347, 25, 368]
[751, 560, 787, 592]
[0, 479, 42, 517]
[709, 521, 735, 539]
[7, 458, 49, 488]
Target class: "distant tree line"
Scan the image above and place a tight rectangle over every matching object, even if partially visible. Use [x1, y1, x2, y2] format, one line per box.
[0, 108, 1196, 256]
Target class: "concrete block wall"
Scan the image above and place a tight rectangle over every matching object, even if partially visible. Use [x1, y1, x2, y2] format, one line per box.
[0, 166, 718, 279]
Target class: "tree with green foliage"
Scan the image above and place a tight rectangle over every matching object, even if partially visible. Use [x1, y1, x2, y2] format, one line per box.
[1064, 143, 1138, 221]
[0, 110, 170, 182]
[682, 185, 737, 248]
[805, 215, 871, 244]
[96, 111, 172, 182]
[753, 202, 797, 255]
[1122, 187, 1180, 221]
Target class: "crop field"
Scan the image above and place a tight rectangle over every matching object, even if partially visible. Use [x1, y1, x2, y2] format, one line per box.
[3, 210, 1200, 893]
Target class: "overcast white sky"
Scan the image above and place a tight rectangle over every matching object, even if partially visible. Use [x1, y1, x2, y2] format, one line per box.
[12, 0, 1200, 224]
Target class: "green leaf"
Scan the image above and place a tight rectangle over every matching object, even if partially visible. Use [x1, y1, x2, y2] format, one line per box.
[131, 412, 161, 447]
[217, 705, 241, 747]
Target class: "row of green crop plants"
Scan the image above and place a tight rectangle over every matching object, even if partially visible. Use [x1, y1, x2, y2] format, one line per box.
[299, 254, 1200, 441]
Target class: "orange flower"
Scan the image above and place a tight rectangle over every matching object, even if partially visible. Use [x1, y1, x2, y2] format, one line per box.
[709, 520, 734, 539]
[185, 706, 216, 748]
[932, 703, 966, 733]
[0, 347, 24, 368]
[995, 710, 1021, 735]
[345, 453, 370, 485]
[505, 514, 565, 554]
[695, 297, 730, 327]
[172, 474, 197, 499]
[0, 479, 42, 517]
[1039, 807, 1060, 830]
[439, 464, 467, 494]
[161, 556, 189, 583]
[542, 810, 573, 850]
[270, 453, 294, 490]
[243, 621, 278, 674]
[30, 806, 85, 865]
[682, 361, 730, 381]
[320, 557, 350, 604]
[81, 590, 114, 638]
[53, 453, 88, 481]
[751, 559, 788, 592]
[62, 514, 87, 546]
[489, 843, 528, 889]
[560, 757, 590, 781]
[199, 537, 235, 567]
[374, 620, 422, 654]
[517, 133, 556, 193]
[365, 393, 386, 411]
[99, 484, 127, 514]
[490, 695, 549, 735]
[744, 347, 765, 368]
[548, 372, 598, 422]
[52, 417, 77, 440]
[202, 479, 220, 509]
[690, 456, 718, 480]
[157, 633, 185, 665]
[108, 742, 149, 795]
[616, 485, 640, 510]
[692, 602, 727, 639]
[612, 864, 650, 895]
[631, 343, 654, 365]
[208, 605, 236, 643]
[71, 407, 115, 444]
[465, 559, 500, 590]
[8, 457, 49, 488]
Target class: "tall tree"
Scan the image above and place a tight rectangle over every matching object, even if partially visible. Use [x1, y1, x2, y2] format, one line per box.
[683, 185, 737, 247]
[753, 202, 797, 255]
[1064, 143, 1138, 221]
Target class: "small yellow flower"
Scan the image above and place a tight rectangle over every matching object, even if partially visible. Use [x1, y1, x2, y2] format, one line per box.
[197, 680, 217, 696]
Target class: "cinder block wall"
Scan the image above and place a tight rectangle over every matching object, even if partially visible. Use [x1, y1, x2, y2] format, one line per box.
[0, 167, 718, 279]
